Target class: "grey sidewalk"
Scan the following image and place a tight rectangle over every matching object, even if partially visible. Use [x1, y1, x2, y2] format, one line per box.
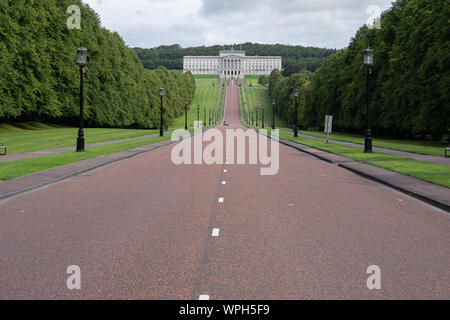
[0, 132, 163, 163]
[278, 129, 450, 166]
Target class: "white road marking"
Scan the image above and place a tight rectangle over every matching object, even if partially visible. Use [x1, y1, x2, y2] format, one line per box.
[199, 295, 210, 300]
[222, 181, 226, 185]
[224, 170, 228, 173]
[218, 197, 224, 203]
[212, 228, 220, 237]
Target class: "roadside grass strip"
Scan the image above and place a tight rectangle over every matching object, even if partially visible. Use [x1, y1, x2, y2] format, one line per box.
[0, 135, 170, 181]
[278, 132, 450, 188]
[170, 76, 221, 130]
[0, 123, 158, 155]
[294, 130, 447, 157]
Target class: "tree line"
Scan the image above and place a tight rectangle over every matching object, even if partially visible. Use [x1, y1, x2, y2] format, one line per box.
[134, 43, 336, 75]
[0, 0, 195, 129]
[270, 0, 449, 140]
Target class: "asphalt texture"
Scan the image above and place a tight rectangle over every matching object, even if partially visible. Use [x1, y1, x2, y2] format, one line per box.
[0, 81, 448, 300]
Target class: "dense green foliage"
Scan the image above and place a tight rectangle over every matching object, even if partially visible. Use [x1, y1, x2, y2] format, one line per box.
[258, 75, 268, 86]
[134, 43, 336, 74]
[269, 69, 313, 127]
[271, 0, 449, 140]
[0, 0, 195, 129]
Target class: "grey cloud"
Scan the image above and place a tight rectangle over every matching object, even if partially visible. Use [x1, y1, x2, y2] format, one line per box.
[85, 0, 393, 49]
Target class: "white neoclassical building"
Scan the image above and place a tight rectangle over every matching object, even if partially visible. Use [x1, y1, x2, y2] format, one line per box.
[183, 50, 282, 79]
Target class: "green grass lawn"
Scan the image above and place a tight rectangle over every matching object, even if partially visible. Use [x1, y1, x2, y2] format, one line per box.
[0, 75, 222, 181]
[0, 134, 171, 181]
[278, 131, 450, 188]
[294, 130, 448, 157]
[244, 75, 267, 87]
[244, 84, 290, 129]
[0, 122, 158, 154]
[169, 75, 221, 130]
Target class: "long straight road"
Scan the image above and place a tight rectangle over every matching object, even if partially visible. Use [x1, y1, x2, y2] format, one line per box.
[0, 82, 448, 299]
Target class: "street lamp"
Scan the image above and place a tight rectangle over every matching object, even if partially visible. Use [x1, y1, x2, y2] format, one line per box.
[363, 48, 374, 153]
[261, 105, 265, 129]
[197, 104, 200, 127]
[159, 88, 164, 137]
[272, 99, 276, 130]
[184, 99, 188, 130]
[204, 107, 206, 127]
[76, 48, 87, 152]
[294, 89, 299, 137]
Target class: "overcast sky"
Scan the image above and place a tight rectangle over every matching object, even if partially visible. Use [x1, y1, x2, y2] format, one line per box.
[83, 0, 393, 49]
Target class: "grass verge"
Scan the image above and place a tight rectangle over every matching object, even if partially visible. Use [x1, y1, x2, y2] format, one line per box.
[170, 76, 221, 130]
[0, 123, 158, 155]
[0, 135, 171, 181]
[244, 85, 289, 129]
[278, 132, 450, 188]
[295, 130, 448, 157]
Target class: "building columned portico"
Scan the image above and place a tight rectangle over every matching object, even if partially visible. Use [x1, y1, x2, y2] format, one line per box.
[183, 50, 282, 79]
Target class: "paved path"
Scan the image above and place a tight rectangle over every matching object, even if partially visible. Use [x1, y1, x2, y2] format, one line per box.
[0, 81, 448, 299]
[278, 129, 450, 166]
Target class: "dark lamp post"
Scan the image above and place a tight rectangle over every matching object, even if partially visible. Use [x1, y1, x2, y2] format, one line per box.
[76, 48, 87, 152]
[261, 105, 265, 129]
[197, 104, 200, 127]
[272, 99, 276, 130]
[294, 89, 299, 137]
[184, 99, 188, 130]
[159, 88, 164, 137]
[363, 48, 374, 153]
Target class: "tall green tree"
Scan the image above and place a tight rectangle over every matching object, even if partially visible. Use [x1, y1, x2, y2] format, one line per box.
[0, 0, 196, 129]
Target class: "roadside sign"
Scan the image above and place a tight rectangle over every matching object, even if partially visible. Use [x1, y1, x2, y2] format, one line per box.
[324, 115, 333, 143]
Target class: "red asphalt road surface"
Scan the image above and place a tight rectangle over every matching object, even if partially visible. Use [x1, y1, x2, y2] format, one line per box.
[0, 81, 448, 299]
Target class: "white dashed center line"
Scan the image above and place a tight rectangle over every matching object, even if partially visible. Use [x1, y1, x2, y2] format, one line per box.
[199, 295, 210, 300]
[218, 197, 224, 203]
[222, 181, 226, 185]
[212, 228, 220, 237]
[224, 170, 228, 173]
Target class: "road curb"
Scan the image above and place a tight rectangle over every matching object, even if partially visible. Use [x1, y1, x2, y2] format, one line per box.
[0, 140, 175, 202]
[338, 162, 450, 212]
[244, 124, 450, 212]
[0, 125, 220, 202]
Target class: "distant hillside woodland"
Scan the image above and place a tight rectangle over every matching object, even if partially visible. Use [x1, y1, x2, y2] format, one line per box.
[270, 0, 449, 139]
[134, 44, 336, 75]
[0, 0, 195, 129]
